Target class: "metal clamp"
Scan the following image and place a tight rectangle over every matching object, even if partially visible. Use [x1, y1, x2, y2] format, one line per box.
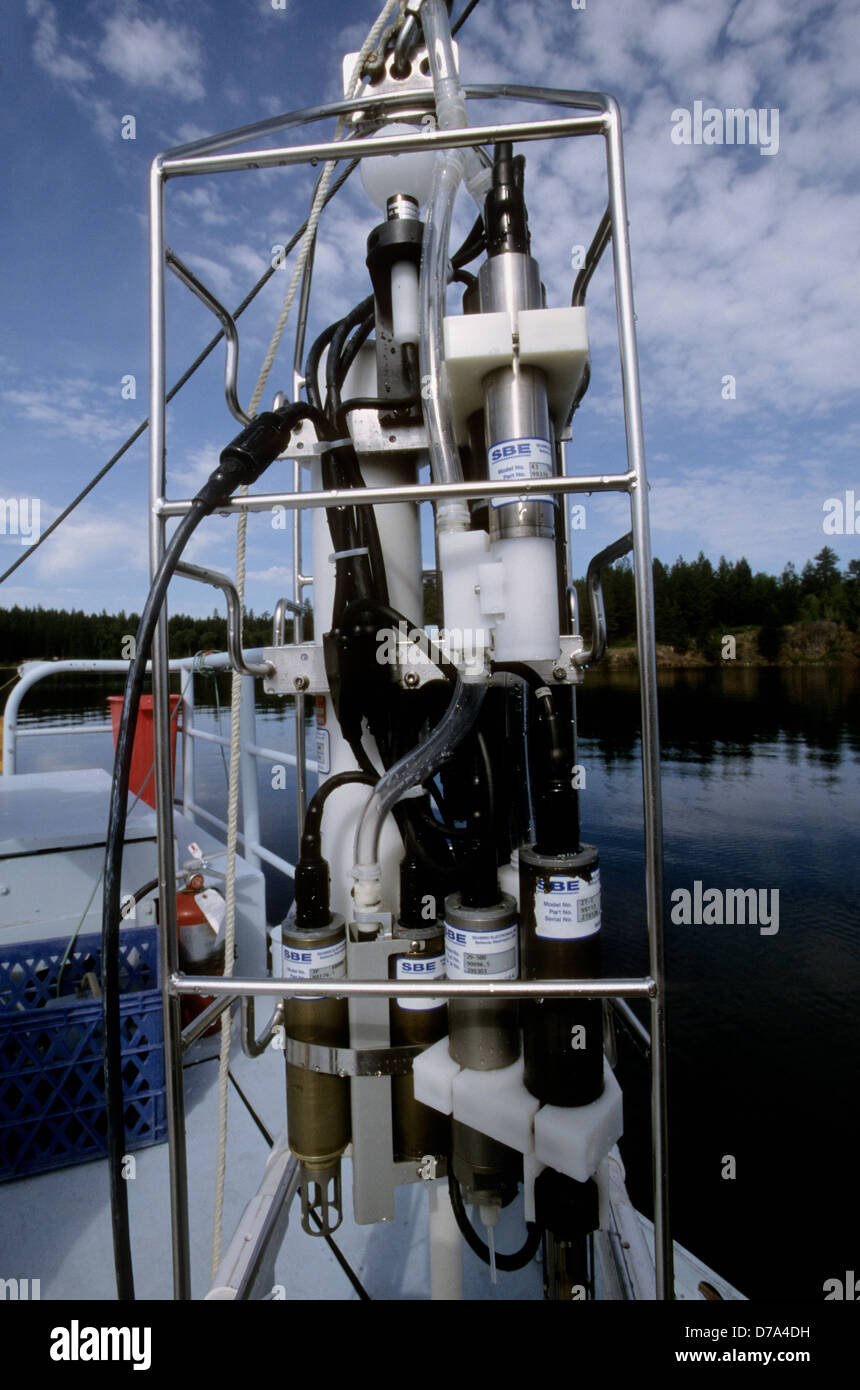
[285, 1037, 422, 1078]
[263, 643, 328, 695]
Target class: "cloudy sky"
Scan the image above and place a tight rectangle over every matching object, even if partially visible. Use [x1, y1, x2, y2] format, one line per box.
[2, 0, 858, 621]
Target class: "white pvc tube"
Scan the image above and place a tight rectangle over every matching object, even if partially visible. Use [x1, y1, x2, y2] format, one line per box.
[391, 261, 420, 345]
[429, 1178, 464, 1300]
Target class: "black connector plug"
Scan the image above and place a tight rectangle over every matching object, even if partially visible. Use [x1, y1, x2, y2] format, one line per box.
[195, 411, 296, 513]
[484, 142, 530, 258]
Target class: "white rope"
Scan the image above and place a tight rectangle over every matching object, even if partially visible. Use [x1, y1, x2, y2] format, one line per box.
[209, 0, 405, 1280]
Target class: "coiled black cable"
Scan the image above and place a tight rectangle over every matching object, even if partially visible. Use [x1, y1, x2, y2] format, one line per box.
[448, 1170, 542, 1272]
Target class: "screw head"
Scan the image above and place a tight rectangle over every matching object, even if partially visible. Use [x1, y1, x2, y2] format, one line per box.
[552, 666, 567, 682]
[294, 675, 309, 691]
[403, 670, 420, 689]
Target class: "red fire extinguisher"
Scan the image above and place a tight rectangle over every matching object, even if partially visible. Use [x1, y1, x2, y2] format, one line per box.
[176, 871, 226, 1033]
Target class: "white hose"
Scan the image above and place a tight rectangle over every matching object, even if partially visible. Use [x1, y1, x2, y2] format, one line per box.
[210, 0, 405, 1280]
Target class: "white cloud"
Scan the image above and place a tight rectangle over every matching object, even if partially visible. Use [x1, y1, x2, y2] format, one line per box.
[21, 503, 148, 585]
[172, 185, 235, 228]
[26, 0, 92, 87]
[2, 377, 127, 447]
[98, 12, 205, 100]
[169, 442, 220, 494]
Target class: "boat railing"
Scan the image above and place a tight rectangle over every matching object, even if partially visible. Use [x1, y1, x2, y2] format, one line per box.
[1, 654, 313, 888]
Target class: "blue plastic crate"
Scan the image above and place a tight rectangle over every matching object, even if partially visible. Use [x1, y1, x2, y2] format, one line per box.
[0, 927, 166, 1181]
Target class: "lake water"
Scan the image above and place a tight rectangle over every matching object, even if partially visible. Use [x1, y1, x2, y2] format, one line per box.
[4, 664, 858, 1301]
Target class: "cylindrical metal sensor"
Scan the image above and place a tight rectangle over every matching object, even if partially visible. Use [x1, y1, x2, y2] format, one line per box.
[478, 251, 555, 544]
[444, 891, 520, 1070]
[519, 844, 604, 1106]
[282, 911, 349, 1234]
[389, 923, 449, 1162]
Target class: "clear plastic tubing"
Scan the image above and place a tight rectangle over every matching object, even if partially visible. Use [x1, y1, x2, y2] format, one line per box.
[352, 678, 487, 908]
[418, 0, 479, 516]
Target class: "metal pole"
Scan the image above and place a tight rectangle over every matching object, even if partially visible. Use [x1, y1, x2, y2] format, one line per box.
[157, 470, 636, 517]
[159, 114, 608, 178]
[170, 973, 656, 1000]
[239, 673, 262, 871]
[149, 156, 192, 1301]
[292, 477, 307, 836]
[181, 665, 195, 819]
[603, 101, 672, 1301]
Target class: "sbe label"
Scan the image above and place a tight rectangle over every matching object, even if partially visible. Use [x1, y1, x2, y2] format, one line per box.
[534, 872, 601, 939]
[487, 437, 552, 507]
[395, 954, 446, 1011]
[282, 939, 346, 980]
[445, 923, 518, 979]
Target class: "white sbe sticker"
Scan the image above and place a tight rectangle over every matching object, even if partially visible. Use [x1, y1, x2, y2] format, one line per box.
[281, 938, 346, 980]
[395, 953, 446, 1011]
[445, 923, 518, 980]
[534, 871, 601, 939]
[487, 436, 552, 507]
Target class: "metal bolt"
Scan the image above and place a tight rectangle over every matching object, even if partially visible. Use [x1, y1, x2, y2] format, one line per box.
[403, 670, 420, 689]
[294, 675, 309, 692]
[552, 666, 567, 682]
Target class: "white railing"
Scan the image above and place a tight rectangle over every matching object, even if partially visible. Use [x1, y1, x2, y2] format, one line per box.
[1, 654, 315, 886]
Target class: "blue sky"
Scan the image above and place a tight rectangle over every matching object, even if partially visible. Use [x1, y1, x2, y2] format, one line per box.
[1, 0, 858, 621]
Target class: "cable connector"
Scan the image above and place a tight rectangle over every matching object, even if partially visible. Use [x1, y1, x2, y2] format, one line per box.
[194, 411, 296, 513]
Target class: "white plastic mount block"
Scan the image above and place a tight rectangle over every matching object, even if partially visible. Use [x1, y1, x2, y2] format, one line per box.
[443, 305, 590, 443]
[533, 1061, 623, 1184]
[452, 1054, 540, 1157]
[412, 1035, 461, 1116]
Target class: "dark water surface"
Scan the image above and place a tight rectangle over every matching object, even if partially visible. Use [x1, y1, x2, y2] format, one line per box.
[6, 665, 858, 1301]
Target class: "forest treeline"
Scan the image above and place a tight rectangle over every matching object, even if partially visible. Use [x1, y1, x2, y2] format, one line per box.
[582, 547, 860, 659]
[0, 602, 313, 663]
[1, 549, 857, 664]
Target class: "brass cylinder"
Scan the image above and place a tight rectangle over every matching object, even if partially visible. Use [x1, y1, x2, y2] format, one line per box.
[282, 913, 350, 1170]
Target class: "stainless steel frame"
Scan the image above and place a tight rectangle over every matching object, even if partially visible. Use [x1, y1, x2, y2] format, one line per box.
[147, 83, 671, 1301]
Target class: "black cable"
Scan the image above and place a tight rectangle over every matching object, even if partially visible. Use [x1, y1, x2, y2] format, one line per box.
[337, 392, 419, 423]
[336, 311, 376, 396]
[448, 1170, 542, 1271]
[341, 598, 459, 683]
[451, 213, 486, 269]
[103, 503, 205, 1301]
[326, 295, 375, 424]
[304, 318, 340, 414]
[102, 405, 309, 1300]
[300, 770, 378, 860]
[0, 159, 360, 592]
[451, 0, 483, 36]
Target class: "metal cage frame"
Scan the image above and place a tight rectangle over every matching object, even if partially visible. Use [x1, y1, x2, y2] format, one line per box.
[146, 82, 671, 1301]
